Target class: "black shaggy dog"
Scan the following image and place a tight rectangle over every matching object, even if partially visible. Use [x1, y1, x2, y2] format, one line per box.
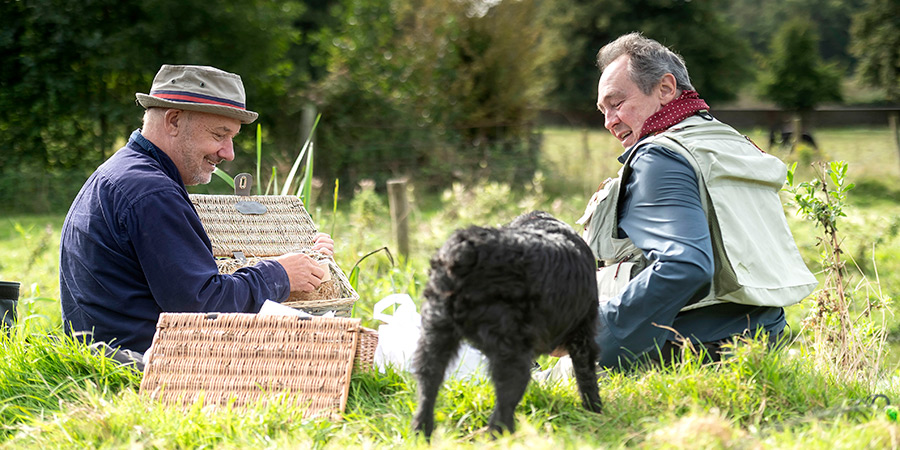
[411, 210, 602, 439]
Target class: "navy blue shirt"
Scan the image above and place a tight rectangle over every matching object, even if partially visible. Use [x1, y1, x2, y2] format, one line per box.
[60, 130, 290, 353]
[594, 142, 786, 369]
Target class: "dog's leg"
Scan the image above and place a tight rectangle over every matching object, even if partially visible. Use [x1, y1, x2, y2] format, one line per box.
[411, 307, 461, 440]
[565, 322, 603, 413]
[484, 350, 532, 436]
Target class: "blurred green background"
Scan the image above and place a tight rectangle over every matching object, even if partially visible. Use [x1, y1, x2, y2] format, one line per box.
[2, 0, 897, 213]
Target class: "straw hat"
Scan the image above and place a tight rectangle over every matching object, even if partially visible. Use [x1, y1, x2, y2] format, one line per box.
[136, 65, 258, 124]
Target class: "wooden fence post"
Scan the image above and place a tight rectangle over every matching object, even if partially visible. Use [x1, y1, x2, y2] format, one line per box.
[387, 178, 409, 260]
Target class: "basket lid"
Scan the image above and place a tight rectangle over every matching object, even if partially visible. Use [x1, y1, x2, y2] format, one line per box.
[190, 194, 318, 257]
[140, 313, 360, 417]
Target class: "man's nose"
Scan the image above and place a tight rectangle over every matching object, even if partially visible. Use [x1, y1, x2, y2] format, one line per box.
[604, 111, 618, 132]
[218, 138, 235, 161]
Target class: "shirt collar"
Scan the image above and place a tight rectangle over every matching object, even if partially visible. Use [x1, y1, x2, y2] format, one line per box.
[127, 129, 185, 186]
[616, 134, 654, 164]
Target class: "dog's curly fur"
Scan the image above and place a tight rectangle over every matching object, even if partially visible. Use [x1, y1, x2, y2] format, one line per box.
[412, 211, 602, 438]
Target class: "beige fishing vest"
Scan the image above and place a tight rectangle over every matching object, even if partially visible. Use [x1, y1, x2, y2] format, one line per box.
[578, 115, 818, 311]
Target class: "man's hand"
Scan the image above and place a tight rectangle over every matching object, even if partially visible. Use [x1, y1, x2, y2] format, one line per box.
[274, 252, 327, 292]
[312, 232, 335, 257]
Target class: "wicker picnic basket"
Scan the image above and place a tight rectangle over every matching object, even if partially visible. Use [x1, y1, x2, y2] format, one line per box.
[140, 313, 376, 417]
[189, 187, 359, 316]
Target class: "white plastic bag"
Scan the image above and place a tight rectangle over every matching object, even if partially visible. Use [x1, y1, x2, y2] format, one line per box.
[372, 294, 488, 379]
[373, 294, 422, 373]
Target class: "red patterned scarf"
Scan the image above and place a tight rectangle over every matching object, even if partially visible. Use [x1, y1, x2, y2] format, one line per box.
[639, 90, 709, 139]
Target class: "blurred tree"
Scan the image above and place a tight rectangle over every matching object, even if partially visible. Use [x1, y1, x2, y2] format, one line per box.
[0, 0, 145, 170]
[451, 0, 564, 183]
[758, 18, 842, 145]
[312, 0, 440, 188]
[0, 0, 308, 210]
[134, 0, 309, 166]
[548, 0, 753, 114]
[850, 0, 900, 156]
[724, 0, 864, 71]
[314, 0, 561, 190]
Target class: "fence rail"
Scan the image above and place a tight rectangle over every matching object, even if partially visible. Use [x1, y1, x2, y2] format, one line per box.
[540, 106, 900, 130]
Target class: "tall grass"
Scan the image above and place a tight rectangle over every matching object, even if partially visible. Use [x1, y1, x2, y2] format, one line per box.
[3, 331, 897, 448]
[0, 328, 141, 438]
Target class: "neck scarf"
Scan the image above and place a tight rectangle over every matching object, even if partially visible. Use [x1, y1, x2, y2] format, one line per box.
[639, 90, 709, 139]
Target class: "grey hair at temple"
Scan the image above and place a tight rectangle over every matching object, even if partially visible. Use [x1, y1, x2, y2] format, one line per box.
[596, 32, 695, 94]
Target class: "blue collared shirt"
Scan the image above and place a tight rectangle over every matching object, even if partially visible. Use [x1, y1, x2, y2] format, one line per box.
[60, 130, 290, 353]
[594, 141, 786, 369]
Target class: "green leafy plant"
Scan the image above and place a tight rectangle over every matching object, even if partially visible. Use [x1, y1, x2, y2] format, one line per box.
[331, 179, 339, 237]
[256, 123, 263, 195]
[12, 223, 54, 274]
[786, 161, 887, 382]
[281, 114, 321, 203]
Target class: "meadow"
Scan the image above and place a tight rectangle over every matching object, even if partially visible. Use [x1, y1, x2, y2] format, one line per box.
[1, 125, 900, 448]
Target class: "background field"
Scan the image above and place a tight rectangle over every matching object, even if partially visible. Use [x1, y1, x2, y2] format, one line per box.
[1, 125, 900, 447]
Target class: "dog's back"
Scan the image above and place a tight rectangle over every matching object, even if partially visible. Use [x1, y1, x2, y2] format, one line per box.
[413, 211, 602, 438]
[429, 213, 596, 353]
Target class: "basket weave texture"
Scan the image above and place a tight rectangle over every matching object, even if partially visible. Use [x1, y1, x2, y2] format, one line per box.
[355, 327, 378, 372]
[189, 194, 360, 315]
[191, 195, 317, 257]
[140, 313, 368, 417]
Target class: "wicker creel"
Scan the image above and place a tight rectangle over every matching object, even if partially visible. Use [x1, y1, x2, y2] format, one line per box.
[216, 254, 357, 316]
[355, 326, 378, 372]
[191, 194, 318, 258]
[189, 193, 360, 316]
[140, 313, 374, 418]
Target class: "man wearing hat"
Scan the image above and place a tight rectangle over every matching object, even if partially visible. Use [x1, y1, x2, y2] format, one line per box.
[59, 65, 333, 355]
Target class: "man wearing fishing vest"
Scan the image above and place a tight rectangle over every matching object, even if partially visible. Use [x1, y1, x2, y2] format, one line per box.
[570, 32, 818, 370]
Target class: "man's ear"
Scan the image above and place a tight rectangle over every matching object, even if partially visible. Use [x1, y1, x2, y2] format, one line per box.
[163, 109, 186, 136]
[657, 73, 678, 105]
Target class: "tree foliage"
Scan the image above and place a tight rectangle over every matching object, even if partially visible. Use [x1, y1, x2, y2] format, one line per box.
[548, 0, 753, 112]
[723, 0, 864, 71]
[313, 0, 559, 189]
[0, 0, 306, 210]
[758, 18, 842, 113]
[0, 0, 884, 212]
[850, 0, 900, 102]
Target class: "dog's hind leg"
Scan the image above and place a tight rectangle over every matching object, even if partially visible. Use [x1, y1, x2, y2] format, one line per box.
[566, 322, 603, 414]
[411, 307, 462, 439]
[484, 350, 533, 436]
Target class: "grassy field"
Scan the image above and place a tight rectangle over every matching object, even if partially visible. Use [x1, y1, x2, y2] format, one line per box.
[1, 125, 900, 447]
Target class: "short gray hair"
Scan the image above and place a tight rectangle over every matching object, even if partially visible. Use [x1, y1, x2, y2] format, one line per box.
[142, 107, 193, 128]
[596, 32, 694, 94]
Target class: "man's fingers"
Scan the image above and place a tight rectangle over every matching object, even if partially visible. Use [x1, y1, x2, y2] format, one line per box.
[312, 243, 333, 256]
[275, 252, 333, 292]
[313, 233, 335, 256]
[311, 263, 327, 281]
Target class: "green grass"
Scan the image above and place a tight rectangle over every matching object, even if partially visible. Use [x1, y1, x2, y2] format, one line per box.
[1, 125, 900, 447]
[2, 333, 897, 448]
[0, 215, 64, 330]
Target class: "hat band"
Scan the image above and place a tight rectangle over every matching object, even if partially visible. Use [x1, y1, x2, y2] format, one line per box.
[149, 90, 246, 110]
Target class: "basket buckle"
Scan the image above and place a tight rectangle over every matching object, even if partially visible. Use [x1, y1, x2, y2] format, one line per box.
[233, 173, 267, 215]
